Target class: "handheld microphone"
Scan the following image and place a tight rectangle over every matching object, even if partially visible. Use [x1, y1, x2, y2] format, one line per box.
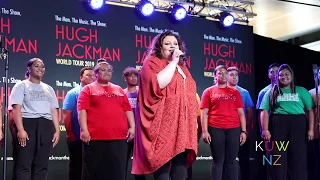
[173, 48, 187, 61]
[179, 55, 187, 61]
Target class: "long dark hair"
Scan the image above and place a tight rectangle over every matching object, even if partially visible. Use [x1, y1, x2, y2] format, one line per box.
[147, 31, 186, 65]
[269, 64, 296, 110]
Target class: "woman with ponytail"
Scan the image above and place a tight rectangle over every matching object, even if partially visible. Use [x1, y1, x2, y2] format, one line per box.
[260, 64, 315, 180]
[10, 58, 60, 180]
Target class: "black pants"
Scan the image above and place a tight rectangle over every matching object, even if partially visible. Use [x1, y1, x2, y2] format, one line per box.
[208, 126, 240, 180]
[82, 140, 127, 180]
[267, 114, 308, 180]
[126, 141, 146, 180]
[222, 139, 250, 180]
[255, 128, 267, 180]
[186, 166, 193, 180]
[12, 133, 17, 180]
[12, 118, 54, 180]
[237, 137, 250, 180]
[68, 140, 82, 180]
[153, 151, 188, 180]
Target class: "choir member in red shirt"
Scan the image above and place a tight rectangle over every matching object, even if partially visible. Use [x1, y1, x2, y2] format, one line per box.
[201, 65, 247, 180]
[77, 61, 135, 180]
[132, 31, 199, 180]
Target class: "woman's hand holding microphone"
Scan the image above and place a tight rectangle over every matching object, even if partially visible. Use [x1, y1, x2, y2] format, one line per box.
[171, 48, 184, 64]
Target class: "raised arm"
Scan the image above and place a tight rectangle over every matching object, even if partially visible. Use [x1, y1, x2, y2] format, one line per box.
[156, 49, 183, 89]
[157, 61, 178, 89]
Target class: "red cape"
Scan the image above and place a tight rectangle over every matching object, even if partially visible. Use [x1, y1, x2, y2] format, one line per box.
[132, 56, 198, 174]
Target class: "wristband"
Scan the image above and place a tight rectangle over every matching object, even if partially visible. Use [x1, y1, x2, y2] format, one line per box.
[241, 130, 247, 135]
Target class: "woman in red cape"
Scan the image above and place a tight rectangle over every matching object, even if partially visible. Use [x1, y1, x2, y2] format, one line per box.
[132, 31, 198, 180]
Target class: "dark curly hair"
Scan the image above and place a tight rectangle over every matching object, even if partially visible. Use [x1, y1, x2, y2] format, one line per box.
[123, 66, 139, 77]
[147, 31, 186, 65]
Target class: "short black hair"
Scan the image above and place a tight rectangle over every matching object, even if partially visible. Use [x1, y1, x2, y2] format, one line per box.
[123, 67, 139, 77]
[80, 67, 93, 76]
[268, 63, 279, 71]
[96, 58, 107, 64]
[214, 65, 227, 75]
[94, 61, 113, 74]
[227, 66, 238, 72]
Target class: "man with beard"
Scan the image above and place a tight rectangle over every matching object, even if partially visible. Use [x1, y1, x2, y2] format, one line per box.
[123, 67, 146, 180]
[62, 67, 96, 180]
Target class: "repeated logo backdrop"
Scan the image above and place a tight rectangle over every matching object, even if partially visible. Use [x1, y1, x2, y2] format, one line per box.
[0, 0, 254, 179]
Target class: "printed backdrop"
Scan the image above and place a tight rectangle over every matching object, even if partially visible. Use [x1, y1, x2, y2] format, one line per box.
[0, 0, 254, 179]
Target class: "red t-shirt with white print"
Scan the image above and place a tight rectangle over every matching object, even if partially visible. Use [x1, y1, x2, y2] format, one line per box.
[200, 86, 244, 129]
[77, 82, 132, 140]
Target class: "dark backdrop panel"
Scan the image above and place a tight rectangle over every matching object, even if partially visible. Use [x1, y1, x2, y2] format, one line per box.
[254, 35, 320, 98]
[0, 0, 254, 179]
[252, 35, 320, 180]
